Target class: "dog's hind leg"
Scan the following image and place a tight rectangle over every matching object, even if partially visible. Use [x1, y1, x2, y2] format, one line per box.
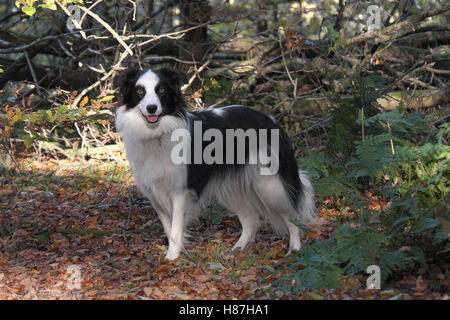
[219, 194, 260, 251]
[279, 170, 316, 253]
[278, 211, 301, 253]
[232, 207, 260, 251]
[252, 174, 302, 253]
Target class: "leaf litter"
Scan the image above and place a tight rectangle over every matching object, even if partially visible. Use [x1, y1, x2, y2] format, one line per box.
[0, 156, 448, 300]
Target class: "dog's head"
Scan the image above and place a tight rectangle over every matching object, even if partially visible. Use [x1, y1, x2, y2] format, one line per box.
[118, 67, 187, 123]
[115, 67, 187, 138]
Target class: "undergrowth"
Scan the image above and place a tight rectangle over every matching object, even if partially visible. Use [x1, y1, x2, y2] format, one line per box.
[279, 75, 449, 291]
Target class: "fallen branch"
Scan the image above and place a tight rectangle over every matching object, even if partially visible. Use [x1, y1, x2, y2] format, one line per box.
[378, 87, 450, 110]
[293, 87, 450, 115]
[345, 5, 450, 46]
[291, 116, 332, 137]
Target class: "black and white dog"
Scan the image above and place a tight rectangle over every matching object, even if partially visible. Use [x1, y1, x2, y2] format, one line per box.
[115, 67, 316, 260]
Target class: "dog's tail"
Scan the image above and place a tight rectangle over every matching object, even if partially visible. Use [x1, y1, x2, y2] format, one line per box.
[297, 170, 316, 224]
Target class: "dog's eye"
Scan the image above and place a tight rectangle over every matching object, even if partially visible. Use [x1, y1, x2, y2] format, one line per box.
[158, 87, 165, 94]
[136, 88, 144, 96]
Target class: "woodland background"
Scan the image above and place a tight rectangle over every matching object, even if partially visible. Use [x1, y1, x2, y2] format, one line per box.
[0, 0, 449, 299]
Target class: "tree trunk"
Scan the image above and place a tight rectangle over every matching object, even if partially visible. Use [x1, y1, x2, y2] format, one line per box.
[178, 0, 211, 88]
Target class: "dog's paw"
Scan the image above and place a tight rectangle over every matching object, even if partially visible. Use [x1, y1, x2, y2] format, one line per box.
[287, 236, 302, 255]
[287, 245, 301, 255]
[165, 250, 179, 261]
[232, 243, 246, 252]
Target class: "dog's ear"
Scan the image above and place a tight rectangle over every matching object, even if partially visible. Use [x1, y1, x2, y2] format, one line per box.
[115, 67, 141, 104]
[159, 67, 188, 87]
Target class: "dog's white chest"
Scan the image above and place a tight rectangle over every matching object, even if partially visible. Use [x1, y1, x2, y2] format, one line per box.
[122, 136, 187, 208]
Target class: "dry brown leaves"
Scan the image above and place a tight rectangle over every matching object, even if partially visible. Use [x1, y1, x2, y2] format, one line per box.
[0, 156, 448, 300]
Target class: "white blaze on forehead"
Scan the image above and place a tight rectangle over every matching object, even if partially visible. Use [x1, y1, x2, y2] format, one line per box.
[136, 70, 162, 115]
[136, 69, 159, 89]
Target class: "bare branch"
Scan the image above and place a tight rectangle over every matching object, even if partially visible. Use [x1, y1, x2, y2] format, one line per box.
[77, 6, 134, 56]
[345, 5, 450, 46]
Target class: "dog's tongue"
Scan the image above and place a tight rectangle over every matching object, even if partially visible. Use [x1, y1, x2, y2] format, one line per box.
[147, 115, 159, 123]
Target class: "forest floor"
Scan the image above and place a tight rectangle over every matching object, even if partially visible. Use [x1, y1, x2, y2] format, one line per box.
[0, 154, 448, 300]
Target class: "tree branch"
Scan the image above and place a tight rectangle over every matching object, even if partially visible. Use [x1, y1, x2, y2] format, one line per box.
[345, 5, 450, 46]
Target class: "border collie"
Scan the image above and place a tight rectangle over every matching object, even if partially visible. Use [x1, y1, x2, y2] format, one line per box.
[115, 67, 316, 260]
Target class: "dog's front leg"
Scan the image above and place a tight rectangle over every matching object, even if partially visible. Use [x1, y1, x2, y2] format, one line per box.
[165, 192, 186, 260]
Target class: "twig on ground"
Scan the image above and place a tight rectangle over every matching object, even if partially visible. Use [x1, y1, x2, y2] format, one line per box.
[291, 116, 332, 138]
[23, 50, 41, 96]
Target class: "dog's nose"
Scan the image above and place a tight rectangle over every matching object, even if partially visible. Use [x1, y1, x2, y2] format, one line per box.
[146, 104, 157, 114]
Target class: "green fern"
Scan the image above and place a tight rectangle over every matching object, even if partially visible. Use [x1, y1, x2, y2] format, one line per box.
[280, 70, 449, 292]
[350, 133, 394, 182]
[283, 239, 343, 291]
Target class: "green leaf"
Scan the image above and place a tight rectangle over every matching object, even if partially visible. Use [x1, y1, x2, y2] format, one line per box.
[55, 104, 69, 117]
[39, 3, 57, 10]
[100, 95, 115, 102]
[24, 135, 34, 149]
[10, 107, 23, 125]
[22, 6, 36, 16]
[433, 228, 449, 245]
[175, 293, 190, 300]
[258, 265, 275, 273]
[207, 262, 226, 272]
